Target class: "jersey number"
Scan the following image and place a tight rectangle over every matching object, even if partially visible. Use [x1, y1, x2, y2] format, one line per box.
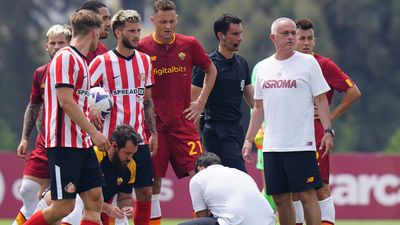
[187, 141, 203, 156]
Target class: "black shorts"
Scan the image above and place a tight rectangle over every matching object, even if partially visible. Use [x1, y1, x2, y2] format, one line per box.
[47, 146, 104, 200]
[263, 151, 322, 195]
[133, 145, 154, 188]
[178, 217, 219, 225]
[202, 121, 246, 173]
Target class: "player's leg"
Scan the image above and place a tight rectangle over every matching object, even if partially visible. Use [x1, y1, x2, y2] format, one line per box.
[264, 152, 294, 225]
[132, 145, 154, 225]
[78, 147, 105, 225]
[61, 195, 84, 225]
[286, 151, 322, 225]
[316, 146, 335, 225]
[25, 147, 82, 224]
[13, 142, 50, 225]
[292, 192, 304, 225]
[150, 132, 170, 225]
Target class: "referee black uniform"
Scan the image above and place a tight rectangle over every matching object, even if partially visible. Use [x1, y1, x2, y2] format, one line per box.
[193, 50, 251, 172]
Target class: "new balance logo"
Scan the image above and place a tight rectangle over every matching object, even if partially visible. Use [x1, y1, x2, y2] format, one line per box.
[113, 75, 120, 79]
[306, 177, 314, 183]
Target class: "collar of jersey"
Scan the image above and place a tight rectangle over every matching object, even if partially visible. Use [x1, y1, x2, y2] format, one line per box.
[152, 32, 176, 45]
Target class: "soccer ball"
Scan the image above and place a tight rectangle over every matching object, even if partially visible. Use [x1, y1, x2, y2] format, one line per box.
[88, 87, 113, 119]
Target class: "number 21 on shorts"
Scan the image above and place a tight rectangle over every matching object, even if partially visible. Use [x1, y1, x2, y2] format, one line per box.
[187, 141, 203, 156]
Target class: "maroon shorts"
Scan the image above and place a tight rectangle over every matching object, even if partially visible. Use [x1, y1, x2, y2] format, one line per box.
[151, 116, 203, 179]
[316, 129, 329, 184]
[23, 135, 49, 179]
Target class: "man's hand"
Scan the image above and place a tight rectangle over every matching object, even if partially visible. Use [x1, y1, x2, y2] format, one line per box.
[91, 131, 110, 152]
[89, 107, 104, 131]
[104, 203, 125, 219]
[183, 100, 205, 121]
[17, 139, 28, 159]
[242, 140, 254, 163]
[320, 133, 333, 158]
[122, 206, 133, 218]
[148, 134, 158, 157]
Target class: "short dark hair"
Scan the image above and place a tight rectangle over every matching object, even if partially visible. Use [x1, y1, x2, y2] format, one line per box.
[296, 18, 315, 30]
[110, 124, 142, 149]
[153, 0, 176, 13]
[195, 152, 221, 171]
[214, 13, 242, 41]
[78, 0, 107, 14]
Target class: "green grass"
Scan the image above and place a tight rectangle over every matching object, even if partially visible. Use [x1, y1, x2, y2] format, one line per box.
[2, 219, 399, 225]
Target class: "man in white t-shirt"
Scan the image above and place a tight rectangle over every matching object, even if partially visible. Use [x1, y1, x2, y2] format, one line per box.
[242, 17, 333, 225]
[178, 152, 275, 225]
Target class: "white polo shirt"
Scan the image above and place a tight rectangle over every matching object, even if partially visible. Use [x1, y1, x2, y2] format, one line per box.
[189, 165, 275, 225]
[254, 51, 330, 152]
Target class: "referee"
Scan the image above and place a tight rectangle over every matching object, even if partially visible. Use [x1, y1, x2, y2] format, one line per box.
[193, 13, 254, 172]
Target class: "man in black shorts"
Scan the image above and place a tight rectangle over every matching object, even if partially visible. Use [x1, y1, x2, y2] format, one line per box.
[25, 10, 110, 225]
[193, 13, 254, 172]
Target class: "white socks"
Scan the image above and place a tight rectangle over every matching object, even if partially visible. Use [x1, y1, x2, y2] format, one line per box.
[150, 194, 161, 219]
[293, 200, 304, 224]
[19, 179, 41, 218]
[320, 196, 335, 224]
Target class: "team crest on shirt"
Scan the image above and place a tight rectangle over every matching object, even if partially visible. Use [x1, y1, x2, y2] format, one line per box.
[116, 177, 124, 186]
[64, 182, 76, 193]
[139, 73, 146, 81]
[151, 56, 157, 61]
[178, 52, 186, 61]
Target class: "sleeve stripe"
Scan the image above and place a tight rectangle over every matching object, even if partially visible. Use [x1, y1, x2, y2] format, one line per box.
[345, 79, 354, 87]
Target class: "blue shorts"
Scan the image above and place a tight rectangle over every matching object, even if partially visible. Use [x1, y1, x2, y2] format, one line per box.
[201, 121, 246, 173]
[263, 151, 322, 195]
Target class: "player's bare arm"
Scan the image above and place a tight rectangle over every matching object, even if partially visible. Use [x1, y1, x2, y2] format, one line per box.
[242, 99, 264, 162]
[243, 84, 255, 109]
[314, 93, 333, 157]
[57, 87, 110, 151]
[184, 62, 217, 121]
[144, 88, 158, 156]
[117, 192, 134, 217]
[331, 84, 361, 120]
[17, 102, 42, 159]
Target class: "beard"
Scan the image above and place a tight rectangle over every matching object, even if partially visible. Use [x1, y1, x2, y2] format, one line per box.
[111, 153, 128, 172]
[122, 35, 137, 50]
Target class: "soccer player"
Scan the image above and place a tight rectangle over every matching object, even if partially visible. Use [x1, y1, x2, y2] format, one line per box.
[13, 24, 72, 225]
[178, 152, 275, 225]
[25, 10, 110, 225]
[78, 0, 111, 64]
[193, 13, 254, 173]
[293, 18, 361, 225]
[89, 9, 156, 225]
[242, 17, 333, 225]
[138, 1, 217, 223]
[35, 124, 140, 225]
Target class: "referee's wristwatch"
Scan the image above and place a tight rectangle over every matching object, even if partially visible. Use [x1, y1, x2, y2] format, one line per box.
[324, 128, 335, 137]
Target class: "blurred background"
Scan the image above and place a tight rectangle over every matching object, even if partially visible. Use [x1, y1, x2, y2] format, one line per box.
[0, 0, 400, 222]
[0, 0, 399, 153]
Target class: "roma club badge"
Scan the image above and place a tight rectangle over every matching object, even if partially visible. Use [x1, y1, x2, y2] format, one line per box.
[178, 52, 186, 61]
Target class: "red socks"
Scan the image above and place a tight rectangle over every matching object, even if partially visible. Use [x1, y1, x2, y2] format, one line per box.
[134, 201, 151, 225]
[24, 211, 50, 225]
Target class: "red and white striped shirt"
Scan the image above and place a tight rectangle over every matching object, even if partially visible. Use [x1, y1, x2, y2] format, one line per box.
[44, 46, 92, 148]
[89, 49, 154, 142]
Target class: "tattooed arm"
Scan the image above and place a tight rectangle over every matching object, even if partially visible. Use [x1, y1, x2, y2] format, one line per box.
[144, 88, 158, 156]
[17, 102, 42, 159]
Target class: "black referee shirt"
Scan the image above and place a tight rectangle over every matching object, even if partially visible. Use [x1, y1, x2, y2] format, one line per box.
[193, 50, 251, 122]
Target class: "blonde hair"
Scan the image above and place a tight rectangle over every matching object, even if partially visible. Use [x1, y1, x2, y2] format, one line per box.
[46, 24, 72, 41]
[111, 9, 141, 36]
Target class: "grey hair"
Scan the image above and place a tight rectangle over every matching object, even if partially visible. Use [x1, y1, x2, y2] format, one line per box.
[271, 17, 295, 34]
